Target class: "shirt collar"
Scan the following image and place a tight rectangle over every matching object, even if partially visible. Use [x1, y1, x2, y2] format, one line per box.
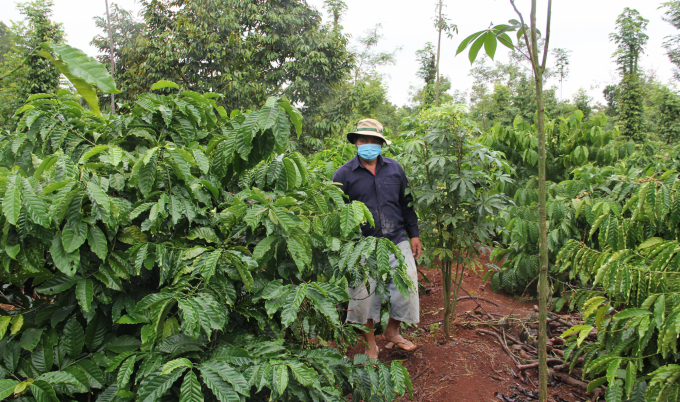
[350, 155, 390, 171]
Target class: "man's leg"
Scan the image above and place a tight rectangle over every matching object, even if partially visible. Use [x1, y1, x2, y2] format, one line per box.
[347, 278, 381, 359]
[385, 240, 420, 351]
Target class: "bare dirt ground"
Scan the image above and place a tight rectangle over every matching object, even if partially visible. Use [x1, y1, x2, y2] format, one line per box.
[347, 254, 590, 402]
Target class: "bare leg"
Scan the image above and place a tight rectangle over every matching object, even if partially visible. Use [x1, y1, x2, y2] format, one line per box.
[384, 318, 416, 351]
[361, 319, 379, 359]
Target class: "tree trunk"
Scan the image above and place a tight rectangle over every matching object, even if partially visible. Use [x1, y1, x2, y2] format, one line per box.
[105, 0, 116, 113]
[442, 261, 452, 337]
[528, 1, 549, 400]
[434, 0, 443, 107]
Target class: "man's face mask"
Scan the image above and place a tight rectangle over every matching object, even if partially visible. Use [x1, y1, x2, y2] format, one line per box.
[357, 144, 382, 161]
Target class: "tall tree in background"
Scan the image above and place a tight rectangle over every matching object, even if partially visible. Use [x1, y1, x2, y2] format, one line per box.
[433, 0, 457, 106]
[99, 0, 352, 112]
[457, 0, 553, 399]
[104, 0, 116, 112]
[413, 42, 452, 109]
[663, 1, 680, 80]
[16, 0, 64, 98]
[611, 8, 648, 141]
[610, 8, 648, 76]
[91, 3, 144, 103]
[324, 0, 348, 31]
[551, 47, 570, 100]
[305, 23, 400, 148]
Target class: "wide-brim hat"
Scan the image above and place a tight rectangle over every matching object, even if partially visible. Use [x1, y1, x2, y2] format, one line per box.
[346, 118, 392, 145]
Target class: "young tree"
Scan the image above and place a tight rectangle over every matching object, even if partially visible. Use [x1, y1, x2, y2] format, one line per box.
[457, 1, 553, 400]
[551, 47, 570, 100]
[433, 0, 457, 106]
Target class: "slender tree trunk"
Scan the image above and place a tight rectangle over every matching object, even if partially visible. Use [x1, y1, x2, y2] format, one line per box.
[434, 0, 443, 107]
[105, 0, 116, 113]
[528, 1, 549, 400]
[450, 260, 465, 324]
[442, 261, 452, 337]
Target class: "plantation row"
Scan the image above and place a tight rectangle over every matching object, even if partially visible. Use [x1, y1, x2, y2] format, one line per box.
[0, 70, 415, 401]
[3, 37, 680, 401]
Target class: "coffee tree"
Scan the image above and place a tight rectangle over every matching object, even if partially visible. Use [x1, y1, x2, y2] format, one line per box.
[0, 44, 413, 402]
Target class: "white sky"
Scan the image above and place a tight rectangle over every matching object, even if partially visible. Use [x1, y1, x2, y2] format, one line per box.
[2, 0, 678, 106]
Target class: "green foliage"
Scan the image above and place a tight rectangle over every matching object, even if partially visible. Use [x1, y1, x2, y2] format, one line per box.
[105, 0, 352, 114]
[610, 7, 649, 76]
[654, 86, 680, 144]
[0, 70, 412, 401]
[662, 1, 680, 81]
[0, 0, 63, 127]
[617, 74, 646, 142]
[399, 103, 511, 335]
[543, 148, 680, 401]
[16, 0, 64, 99]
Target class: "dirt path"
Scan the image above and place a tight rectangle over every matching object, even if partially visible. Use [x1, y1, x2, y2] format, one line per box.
[347, 257, 588, 402]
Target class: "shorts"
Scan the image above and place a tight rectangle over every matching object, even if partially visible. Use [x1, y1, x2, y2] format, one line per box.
[346, 240, 420, 324]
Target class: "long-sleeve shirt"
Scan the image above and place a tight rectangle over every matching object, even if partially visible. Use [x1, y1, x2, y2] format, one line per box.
[332, 155, 419, 245]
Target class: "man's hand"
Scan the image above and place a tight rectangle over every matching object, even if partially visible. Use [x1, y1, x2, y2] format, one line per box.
[410, 237, 422, 261]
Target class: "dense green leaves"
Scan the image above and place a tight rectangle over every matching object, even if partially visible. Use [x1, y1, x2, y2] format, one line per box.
[0, 62, 411, 402]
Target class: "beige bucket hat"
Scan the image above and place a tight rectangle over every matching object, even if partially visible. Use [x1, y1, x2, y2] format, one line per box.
[346, 118, 392, 145]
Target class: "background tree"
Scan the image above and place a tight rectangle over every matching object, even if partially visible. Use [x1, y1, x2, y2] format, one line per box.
[323, 0, 348, 31]
[603, 84, 619, 117]
[100, 0, 352, 113]
[551, 47, 570, 100]
[610, 8, 648, 77]
[16, 0, 64, 99]
[412, 42, 452, 109]
[572, 87, 593, 121]
[91, 3, 144, 105]
[0, 0, 63, 127]
[304, 24, 401, 149]
[610, 8, 648, 142]
[433, 0, 457, 106]
[655, 85, 680, 144]
[663, 1, 680, 80]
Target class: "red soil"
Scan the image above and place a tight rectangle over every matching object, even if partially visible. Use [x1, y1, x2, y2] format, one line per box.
[347, 255, 589, 402]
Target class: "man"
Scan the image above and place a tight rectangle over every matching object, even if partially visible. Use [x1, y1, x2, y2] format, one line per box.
[332, 118, 421, 359]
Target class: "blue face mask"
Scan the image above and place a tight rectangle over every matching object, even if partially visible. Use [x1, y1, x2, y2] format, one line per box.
[357, 144, 382, 161]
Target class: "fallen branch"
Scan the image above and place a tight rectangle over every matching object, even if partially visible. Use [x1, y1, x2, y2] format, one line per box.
[550, 369, 588, 391]
[517, 359, 563, 370]
[457, 295, 500, 307]
[476, 329, 520, 366]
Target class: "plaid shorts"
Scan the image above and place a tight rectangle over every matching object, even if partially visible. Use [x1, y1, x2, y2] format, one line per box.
[346, 240, 420, 324]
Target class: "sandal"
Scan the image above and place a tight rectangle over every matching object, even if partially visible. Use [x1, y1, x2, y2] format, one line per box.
[385, 340, 417, 352]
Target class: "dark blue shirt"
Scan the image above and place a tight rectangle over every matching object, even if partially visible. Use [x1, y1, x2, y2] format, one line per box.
[332, 155, 419, 245]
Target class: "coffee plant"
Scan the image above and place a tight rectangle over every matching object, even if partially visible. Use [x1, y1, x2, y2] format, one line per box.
[0, 44, 413, 402]
[553, 149, 680, 401]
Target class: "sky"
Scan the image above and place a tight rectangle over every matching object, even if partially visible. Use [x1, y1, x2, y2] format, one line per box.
[1, 0, 678, 107]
